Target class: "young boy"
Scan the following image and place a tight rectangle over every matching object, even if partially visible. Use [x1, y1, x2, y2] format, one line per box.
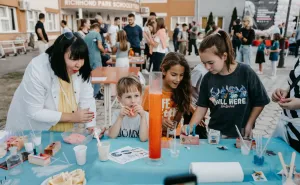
[108, 75, 148, 142]
[178, 24, 189, 55]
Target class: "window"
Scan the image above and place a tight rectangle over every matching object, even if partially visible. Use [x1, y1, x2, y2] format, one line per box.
[46, 13, 58, 32]
[217, 17, 223, 29]
[171, 16, 194, 30]
[202, 17, 207, 29]
[0, 6, 18, 32]
[27, 10, 39, 32]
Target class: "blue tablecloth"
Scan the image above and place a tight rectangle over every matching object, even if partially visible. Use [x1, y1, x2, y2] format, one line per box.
[0, 131, 299, 185]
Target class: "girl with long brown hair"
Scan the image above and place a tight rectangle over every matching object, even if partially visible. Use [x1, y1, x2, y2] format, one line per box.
[112, 30, 131, 67]
[183, 30, 270, 138]
[142, 52, 192, 136]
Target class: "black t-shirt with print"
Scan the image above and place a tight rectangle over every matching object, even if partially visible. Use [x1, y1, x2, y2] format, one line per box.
[196, 63, 270, 137]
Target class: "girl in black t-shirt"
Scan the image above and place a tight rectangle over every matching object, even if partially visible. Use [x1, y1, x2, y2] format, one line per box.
[182, 30, 270, 138]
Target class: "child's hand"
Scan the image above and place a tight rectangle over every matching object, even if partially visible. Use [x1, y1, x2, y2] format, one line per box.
[272, 88, 288, 102]
[119, 106, 131, 118]
[133, 104, 145, 117]
[162, 118, 175, 129]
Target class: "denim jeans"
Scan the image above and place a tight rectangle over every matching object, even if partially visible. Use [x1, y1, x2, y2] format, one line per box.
[237, 45, 251, 65]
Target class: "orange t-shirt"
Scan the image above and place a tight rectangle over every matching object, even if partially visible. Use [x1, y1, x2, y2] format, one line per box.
[142, 86, 177, 120]
[142, 86, 181, 136]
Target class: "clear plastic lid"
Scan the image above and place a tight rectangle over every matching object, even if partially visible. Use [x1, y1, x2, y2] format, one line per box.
[149, 72, 162, 94]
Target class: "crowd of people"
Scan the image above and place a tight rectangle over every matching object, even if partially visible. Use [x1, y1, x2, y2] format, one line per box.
[4, 12, 300, 153]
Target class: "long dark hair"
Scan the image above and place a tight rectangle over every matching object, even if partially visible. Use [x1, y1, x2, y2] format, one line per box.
[160, 52, 191, 114]
[199, 30, 235, 72]
[46, 33, 91, 83]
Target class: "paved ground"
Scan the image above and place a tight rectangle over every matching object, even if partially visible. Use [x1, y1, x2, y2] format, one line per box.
[0, 45, 298, 138]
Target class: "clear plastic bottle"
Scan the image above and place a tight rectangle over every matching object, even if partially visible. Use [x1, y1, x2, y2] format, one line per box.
[6, 147, 23, 175]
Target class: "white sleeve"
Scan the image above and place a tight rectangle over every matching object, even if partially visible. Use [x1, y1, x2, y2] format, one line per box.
[78, 77, 96, 128]
[23, 63, 62, 125]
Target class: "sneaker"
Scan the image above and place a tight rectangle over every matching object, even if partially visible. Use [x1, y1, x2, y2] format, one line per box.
[142, 69, 149, 74]
[95, 92, 104, 100]
[256, 71, 263, 75]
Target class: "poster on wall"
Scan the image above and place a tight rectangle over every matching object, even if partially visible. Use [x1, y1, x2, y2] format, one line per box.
[244, 0, 278, 30]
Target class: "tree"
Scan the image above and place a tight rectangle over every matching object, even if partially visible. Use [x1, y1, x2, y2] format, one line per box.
[229, 7, 238, 33]
[205, 12, 214, 34]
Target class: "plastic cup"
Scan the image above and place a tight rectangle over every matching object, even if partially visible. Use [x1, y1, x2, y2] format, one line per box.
[73, 145, 87, 165]
[97, 142, 110, 161]
[241, 140, 252, 155]
[169, 140, 179, 158]
[31, 131, 42, 146]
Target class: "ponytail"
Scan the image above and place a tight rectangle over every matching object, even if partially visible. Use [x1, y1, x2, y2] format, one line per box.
[199, 30, 235, 72]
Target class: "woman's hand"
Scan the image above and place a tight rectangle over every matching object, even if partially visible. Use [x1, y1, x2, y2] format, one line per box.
[73, 109, 94, 123]
[272, 88, 288, 102]
[278, 98, 300, 110]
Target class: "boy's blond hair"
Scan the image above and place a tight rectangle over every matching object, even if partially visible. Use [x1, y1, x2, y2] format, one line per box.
[117, 75, 142, 97]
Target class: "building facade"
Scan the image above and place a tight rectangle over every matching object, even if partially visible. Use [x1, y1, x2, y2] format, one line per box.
[0, 0, 142, 42]
[0, 0, 61, 41]
[195, 0, 245, 32]
[141, 0, 195, 37]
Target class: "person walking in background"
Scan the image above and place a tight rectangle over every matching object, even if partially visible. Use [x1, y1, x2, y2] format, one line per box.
[113, 30, 131, 67]
[124, 13, 143, 68]
[173, 23, 180, 52]
[143, 21, 156, 71]
[269, 33, 280, 79]
[178, 23, 189, 55]
[60, 20, 72, 33]
[188, 21, 199, 56]
[295, 25, 300, 58]
[236, 16, 255, 65]
[77, 19, 90, 39]
[84, 23, 105, 99]
[108, 17, 120, 47]
[95, 15, 108, 47]
[35, 13, 48, 54]
[231, 19, 242, 58]
[255, 36, 267, 75]
[143, 18, 167, 71]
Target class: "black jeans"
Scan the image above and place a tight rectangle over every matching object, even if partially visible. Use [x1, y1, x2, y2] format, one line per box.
[295, 40, 300, 58]
[132, 47, 145, 69]
[188, 39, 198, 55]
[173, 39, 179, 52]
[151, 52, 165, 71]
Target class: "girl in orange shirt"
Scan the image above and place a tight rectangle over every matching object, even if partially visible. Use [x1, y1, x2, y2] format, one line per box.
[142, 52, 192, 135]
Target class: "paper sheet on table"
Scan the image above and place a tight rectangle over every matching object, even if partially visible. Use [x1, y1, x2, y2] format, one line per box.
[190, 162, 244, 183]
[92, 77, 107, 82]
[108, 146, 148, 164]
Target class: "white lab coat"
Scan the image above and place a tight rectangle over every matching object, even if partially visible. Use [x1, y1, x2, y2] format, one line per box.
[5, 53, 96, 131]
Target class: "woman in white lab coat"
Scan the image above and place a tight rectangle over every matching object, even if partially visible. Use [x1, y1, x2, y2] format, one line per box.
[6, 32, 96, 131]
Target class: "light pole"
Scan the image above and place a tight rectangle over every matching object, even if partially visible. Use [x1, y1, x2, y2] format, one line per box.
[278, 0, 292, 68]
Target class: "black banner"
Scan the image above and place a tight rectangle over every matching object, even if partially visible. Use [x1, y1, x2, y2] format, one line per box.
[244, 0, 278, 30]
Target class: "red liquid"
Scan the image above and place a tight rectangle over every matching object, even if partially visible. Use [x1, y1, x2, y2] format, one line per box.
[149, 93, 162, 159]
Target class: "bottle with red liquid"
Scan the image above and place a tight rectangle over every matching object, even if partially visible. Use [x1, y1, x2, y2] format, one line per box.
[147, 72, 163, 165]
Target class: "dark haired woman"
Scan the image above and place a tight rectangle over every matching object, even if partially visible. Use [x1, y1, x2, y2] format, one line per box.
[182, 30, 270, 138]
[6, 33, 96, 131]
[77, 19, 90, 38]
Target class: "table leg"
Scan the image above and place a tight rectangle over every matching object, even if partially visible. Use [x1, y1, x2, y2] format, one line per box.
[104, 84, 109, 127]
[108, 84, 112, 126]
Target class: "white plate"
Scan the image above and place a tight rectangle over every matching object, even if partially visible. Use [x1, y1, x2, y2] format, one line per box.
[40, 177, 86, 185]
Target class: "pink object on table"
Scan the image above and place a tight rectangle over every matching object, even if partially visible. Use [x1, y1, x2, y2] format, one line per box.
[63, 133, 86, 144]
[180, 134, 200, 145]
